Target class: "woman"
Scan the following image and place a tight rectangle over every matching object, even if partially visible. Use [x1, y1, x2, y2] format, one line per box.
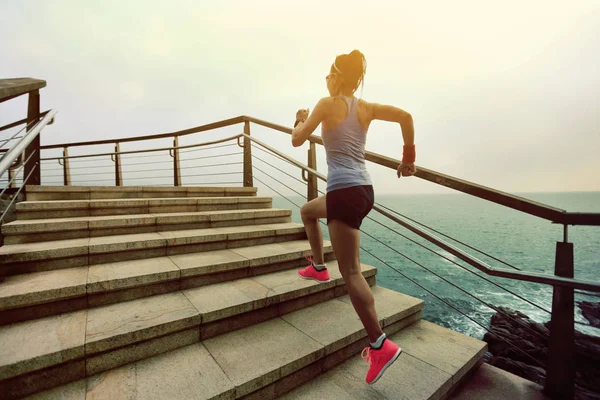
[291, 49, 416, 385]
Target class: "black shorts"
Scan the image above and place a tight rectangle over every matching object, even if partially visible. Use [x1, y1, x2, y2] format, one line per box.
[326, 185, 374, 230]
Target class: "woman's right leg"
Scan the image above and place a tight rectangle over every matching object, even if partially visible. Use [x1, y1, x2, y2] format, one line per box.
[300, 195, 327, 264]
[328, 218, 402, 385]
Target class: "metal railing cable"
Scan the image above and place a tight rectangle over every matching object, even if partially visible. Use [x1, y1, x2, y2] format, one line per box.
[45, 156, 115, 164]
[179, 143, 238, 154]
[45, 151, 242, 165]
[250, 164, 548, 368]
[0, 117, 41, 149]
[63, 171, 243, 183]
[118, 160, 174, 167]
[184, 181, 242, 186]
[254, 145, 298, 167]
[178, 151, 241, 161]
[253, 154, 308, 187]
[364, 216, 552, 313]
[43, 161, 245, 178]
[178, 161, 243, 169]
[44, 171, 112, 177]
[177, 172, 241, 179]
[0, 136, 24, 149]
[40, 152, 122, 163]
[117, 142, 238, 159]
[0, 150, 39, 198]
[41, 165, 114, 172]
[375, 202, 523, 272]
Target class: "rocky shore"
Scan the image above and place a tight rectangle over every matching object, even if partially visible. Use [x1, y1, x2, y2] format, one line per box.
[483, 306, 600, 400]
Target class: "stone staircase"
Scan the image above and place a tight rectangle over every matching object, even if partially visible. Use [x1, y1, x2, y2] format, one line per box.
[0, 185, 487, 399]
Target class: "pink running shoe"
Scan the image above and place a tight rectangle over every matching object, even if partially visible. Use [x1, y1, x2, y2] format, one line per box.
[297, 254, 331, 283]
[361, 339, 403, 384]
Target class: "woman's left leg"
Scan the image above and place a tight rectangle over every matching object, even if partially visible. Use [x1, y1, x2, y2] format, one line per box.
[327, 219, 383, 342]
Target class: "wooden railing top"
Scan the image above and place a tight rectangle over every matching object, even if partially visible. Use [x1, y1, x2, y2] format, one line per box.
[37, 114, 599, 226]
[41, 116, 246, 149]
[0, 78, 46, 103]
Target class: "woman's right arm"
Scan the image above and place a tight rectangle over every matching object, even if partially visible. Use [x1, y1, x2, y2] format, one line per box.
[369, 103, 416, 177]
[370, 103, 414, 146]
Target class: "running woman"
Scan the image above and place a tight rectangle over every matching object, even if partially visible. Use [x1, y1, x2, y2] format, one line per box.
[291, 49, 417, 384]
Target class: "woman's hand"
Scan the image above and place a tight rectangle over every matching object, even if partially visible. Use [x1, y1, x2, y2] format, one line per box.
[296, 108, 309, 123]
[397, 163, 417, 178]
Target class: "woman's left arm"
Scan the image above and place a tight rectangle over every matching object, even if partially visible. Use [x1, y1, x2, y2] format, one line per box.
[292, 98, 329, 147]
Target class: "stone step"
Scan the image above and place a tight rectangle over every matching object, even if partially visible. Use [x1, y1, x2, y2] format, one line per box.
[25, 185, 258, 201]
[0, 268, 417, 399]
[2, 208, 292, 244]
[6, 286, 424, 400]
[15, 196, 273, 220]
[0, 240, 336, 325]
[0, 222, 307, 276]
[280, 320, 487, 400]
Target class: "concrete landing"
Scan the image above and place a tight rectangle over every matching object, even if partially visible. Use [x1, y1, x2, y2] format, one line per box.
[449, 363, 549, 400]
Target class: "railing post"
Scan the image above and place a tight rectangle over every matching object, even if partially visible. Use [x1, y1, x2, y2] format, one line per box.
[24, 89, 41, 186]
[8, 167, 16, 188]
[173, 136, 181, 186]
[243, 121, 253, 187]
[114, 143, 123, 186]
[307, 142, 318, 201]
[545, 225, 575, 400]
[63, 147, 71, 186]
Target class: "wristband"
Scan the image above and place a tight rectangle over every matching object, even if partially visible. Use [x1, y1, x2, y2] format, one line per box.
[402, 144, 416, 164]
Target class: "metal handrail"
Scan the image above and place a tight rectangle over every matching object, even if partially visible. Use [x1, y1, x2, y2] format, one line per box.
[37, 114, 599, 226]
[0, 110, 57, 176]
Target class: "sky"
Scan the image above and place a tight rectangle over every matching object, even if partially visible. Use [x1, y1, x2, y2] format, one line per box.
[1, 0, 599, 196]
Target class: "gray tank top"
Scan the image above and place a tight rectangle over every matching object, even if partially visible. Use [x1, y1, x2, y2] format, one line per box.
[322, 96, 372, 192]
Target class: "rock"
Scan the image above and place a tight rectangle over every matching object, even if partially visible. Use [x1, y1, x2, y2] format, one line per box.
[484, 306, 600, 398]
[578, 301, 600, 328]
[490, 356, 546, 385]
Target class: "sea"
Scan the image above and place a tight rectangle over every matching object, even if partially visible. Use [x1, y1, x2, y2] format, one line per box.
[272, 191, 600, 340]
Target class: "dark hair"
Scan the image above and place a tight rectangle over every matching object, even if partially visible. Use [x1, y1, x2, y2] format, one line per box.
[331, 50, 367, 94]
